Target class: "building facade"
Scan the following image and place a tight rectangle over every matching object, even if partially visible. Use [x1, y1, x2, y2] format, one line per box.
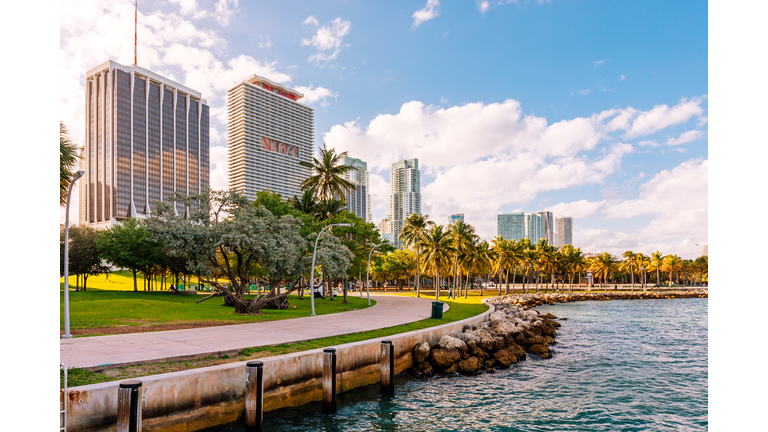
[342, 156, 371, 222]
[556, 216, 573, 247]
[498, 212, 525, 240]
[378, 217, 390, 234]
[80, 60, 210, 228]
[525, 213, 546, 243]
[448, 213, 464, 225]
[227, 75, 313, 200]
[701, 244, 708, 256]
[388, 158, 421, 248]
[538, 211, 555, 245]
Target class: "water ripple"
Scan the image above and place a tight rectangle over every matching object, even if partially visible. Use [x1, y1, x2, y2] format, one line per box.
[205, 298, 707, 432]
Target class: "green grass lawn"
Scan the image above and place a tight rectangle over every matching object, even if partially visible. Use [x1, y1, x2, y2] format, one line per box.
[60, 270, 203, 291]
[60, 289, 374, 335]
[63, 298, 489, 387]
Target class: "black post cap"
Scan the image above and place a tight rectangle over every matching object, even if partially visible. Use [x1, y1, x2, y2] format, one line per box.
[247, 361, 264, 368]
[382, 340, 392, 345]
[323, 348, 336, 353]
[119, 379, 142, 389]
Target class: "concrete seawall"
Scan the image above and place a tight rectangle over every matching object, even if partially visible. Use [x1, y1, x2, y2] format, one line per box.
[66, 301, 495, 432]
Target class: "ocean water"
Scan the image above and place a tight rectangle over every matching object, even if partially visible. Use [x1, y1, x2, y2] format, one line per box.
[206, 297, 708, 431]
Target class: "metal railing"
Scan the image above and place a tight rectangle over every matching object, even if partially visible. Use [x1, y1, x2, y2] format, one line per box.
[60, 364, 67, 432]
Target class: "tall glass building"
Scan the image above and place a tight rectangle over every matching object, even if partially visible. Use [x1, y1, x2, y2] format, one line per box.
[498, 212, 525, 240]
[388, 158, 421, 248]
[342, 156, 371, 222]
[448, 213, 464, 225]
[80, 60, 210, 228]
[537, 211, 555, 245]
[555, 216, 573, 247]
[227, 74, 313, 200]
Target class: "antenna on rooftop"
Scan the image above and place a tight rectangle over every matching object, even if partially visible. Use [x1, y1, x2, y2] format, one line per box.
[134, 0, 138, 65]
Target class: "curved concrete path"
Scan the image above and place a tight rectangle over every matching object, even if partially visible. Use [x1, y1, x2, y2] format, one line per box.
[60, 294, 447, 369]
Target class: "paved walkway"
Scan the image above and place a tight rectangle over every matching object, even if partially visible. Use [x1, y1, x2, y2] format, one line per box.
[60, 294, 446, 369]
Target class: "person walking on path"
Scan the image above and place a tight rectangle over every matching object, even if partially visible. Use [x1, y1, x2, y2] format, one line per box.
[447, 285, 455, 299]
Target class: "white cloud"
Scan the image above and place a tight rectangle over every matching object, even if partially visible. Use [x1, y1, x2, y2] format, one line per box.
[209, 145, 229, 191]
[545, 199, 607, 219]
[301, 17, 351, 64]
[578, 88, 592, 96]
[369, 173, 390, 213]
[293, 84, 337, 108]
[171, 0, 201, 16]
[620, 74, 627, 80]
[637, 140, 660, 147]
[213, 0, 239, 26]
[257, 35, 272, 49]
[478, 1, 491, 13]
[477, 0, 548, 13]
[625, 96, 707, 138]
[665, 129, 706, 146]
[413, 0, 440, 28]
[302, 15, 319, 27]
[594, 59, 608, 67]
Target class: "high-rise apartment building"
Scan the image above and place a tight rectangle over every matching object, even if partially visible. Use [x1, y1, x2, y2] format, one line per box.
[341, 156, 371, 222]
[227, 75, 313, 200]
[701, 244, 708, 256]
[525, 213, 546, 243]
[388, 158, 421, 248]
[80, 60, 210, 228]
[498, 213, 525, 240]
[378, 217, 390, 234]
[538, 211, 555, 245]
[556, 216, 573, 247]
[448, 213, 464, 225]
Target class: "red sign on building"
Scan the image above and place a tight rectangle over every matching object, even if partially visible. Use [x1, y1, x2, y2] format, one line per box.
[262, 137, 299, 158]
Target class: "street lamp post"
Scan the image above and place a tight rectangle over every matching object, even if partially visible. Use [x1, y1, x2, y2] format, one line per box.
[309, 223, 353, 316]
[366, 242, 389, 306]
[62, 170, 85, 339]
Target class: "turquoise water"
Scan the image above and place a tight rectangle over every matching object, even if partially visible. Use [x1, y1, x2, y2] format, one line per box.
[206, 298, 707, 431]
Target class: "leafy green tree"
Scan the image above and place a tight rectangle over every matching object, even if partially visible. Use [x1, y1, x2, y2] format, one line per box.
[60, 122, 82, 204]
[60, 224, 109, 291]
[399, 213, 434, 297]
[372, 250, 416, 291]
[98, 218, 161, 292]
[299, 144, 355, 202]
[291, 189, 319, 216]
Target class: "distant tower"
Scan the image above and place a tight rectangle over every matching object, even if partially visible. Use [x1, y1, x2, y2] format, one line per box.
[538, 211, 555, 245]
[498, 213, 525, 240]
[388, 158, 421, 248]
[448, 213, 464, 225]
[341, 156, 371, 222]
[556, 216, 573, 247]
[701, 244, 708, 256]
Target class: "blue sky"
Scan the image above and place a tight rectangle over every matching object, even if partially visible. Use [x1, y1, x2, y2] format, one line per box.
[59, 0, 708, 258]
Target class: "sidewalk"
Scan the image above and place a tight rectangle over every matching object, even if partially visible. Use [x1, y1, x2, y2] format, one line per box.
[60, 294, 446, 369]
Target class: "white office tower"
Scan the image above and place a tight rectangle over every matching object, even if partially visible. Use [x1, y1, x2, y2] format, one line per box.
[524, 213, 545, 243]
[388, 158, 421, 248]
[342, 156, 371, 222]
[538, 211, 555, 246]
[227, 75, 313, 200]
[80, 60, 210, 228]
[556, 216, 573, 247]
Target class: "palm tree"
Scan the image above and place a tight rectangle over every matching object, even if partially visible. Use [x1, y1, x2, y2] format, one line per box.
[291, 189, 318, 215]
[650, 250, 665, 288]
[662, 254, 682, 287]
[60, 121, 82, 204]
[315, 197, 346, 220]
[621, 251, 636, 291]
[299, 144, 355, 202]
[490, 236, 508, 296]
[399, 214, 435, 297]
[594, 252, 618, 291]
[694, 255, 708, 286]
[466, 238, 490, 298]
[448, 221, 478, 297]
[420, 225, 455, 300]
[635, 253, 651, 290]
[474, 240, 492, 296]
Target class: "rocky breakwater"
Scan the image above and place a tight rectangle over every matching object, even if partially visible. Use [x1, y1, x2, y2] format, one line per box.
[487, 289, 708, 309]
[412, 304, 561, 376]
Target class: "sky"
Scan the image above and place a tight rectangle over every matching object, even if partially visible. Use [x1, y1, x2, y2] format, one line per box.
[59, 0, 708, 258]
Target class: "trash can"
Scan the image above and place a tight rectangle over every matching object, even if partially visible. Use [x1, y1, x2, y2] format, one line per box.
[431, 301, 444, 319]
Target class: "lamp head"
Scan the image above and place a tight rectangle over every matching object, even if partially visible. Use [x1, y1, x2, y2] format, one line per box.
[336, 223, 353, 227]
[73, 170, 85, 182]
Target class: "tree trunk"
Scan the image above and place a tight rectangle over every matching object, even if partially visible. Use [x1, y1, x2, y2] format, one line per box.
[416, 249, 421, 298]
[504, 268, 509, 295]
[83, 275, 88, 291]
[133, 269, 138, 292]
[435, 260, 440, 300]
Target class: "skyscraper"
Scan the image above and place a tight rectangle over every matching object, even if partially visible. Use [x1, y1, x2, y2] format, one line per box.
[80, 60, 210, 228]
[556, 216, 573, 247]
[498, 213, 525, 240]
[448, 213, 464, 225]
[227, 74, 313, 200]
[388, 158, 421, 248]
[538, 211, 555, 245]
[525, 213, 546, 243]
[341, 156, 371, 222]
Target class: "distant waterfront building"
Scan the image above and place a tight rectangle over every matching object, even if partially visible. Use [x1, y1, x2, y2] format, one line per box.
[556, 216, 573, 247]
[538, 211, 555, 245]
[448, 213, 464, 225]
[378, 217, 390, 234]
[227, 74, 313, 200]
[80, 60, 210, 228]
[525, 213, 546, 243]
[388, 158, 421, 248]
[701, 244, 708, 256]
[498, 213, 525, 241]
[341, 156, 371, 222]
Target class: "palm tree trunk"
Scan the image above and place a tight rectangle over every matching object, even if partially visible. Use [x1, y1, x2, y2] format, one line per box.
[435, 260, 440, 300]
[416, 249, 421, 297]
[512, 265, 517, 294]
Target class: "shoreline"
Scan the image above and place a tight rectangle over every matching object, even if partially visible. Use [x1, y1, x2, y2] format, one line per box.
[486, 289, 708, 309]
